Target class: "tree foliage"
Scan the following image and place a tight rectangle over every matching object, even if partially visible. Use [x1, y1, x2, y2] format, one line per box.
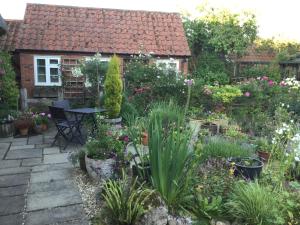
[0, 51, 19, 110]
[104, 55, 123, 118]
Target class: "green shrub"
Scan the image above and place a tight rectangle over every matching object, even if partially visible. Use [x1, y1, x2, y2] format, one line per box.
[0, 51, 19, 110]
[207, 85, 242, 104]
[148, 113, 194, 212]
[104, 55, 123, 118]
[102, 171, 153, 225]
[200, 137, 254, 162]
[225, 181, 284, 225]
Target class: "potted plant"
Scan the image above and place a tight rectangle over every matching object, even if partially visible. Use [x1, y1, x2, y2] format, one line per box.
[230, 157, 264, 180]
[33, 112, 51, 133]
[255, 137, 272, 162]
[85, 121, 124, 181]
[14, 112, 33, 136]
[0, 111, 15, 137]
[104, 55, 123, 124]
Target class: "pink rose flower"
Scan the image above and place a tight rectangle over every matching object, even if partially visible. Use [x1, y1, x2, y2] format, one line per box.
[40, 112, 46, 116]
[268, 80, 274, 86]
[244, 91, 251, 97]
[280, 81, 286, 86]
[262, 76, 269, 81]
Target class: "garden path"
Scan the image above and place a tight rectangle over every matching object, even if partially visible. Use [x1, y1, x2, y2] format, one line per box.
[0, 129, 89, 225]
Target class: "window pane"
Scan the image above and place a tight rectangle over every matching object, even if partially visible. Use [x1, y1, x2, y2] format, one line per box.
[37, 59, 45, 66]
[37, 66, 46, 83]
[50, 68, 58, 75]
[50, 59, 58, 64]
[50, 76, 59, 83]
[169, 63, 177, 69]
[38, 75, 46, 82]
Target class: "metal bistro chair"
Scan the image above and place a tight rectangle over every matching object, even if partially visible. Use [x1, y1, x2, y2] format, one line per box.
[48, 106, 83, 150]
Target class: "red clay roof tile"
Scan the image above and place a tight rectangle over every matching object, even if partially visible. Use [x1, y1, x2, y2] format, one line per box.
[0, 20, 23, 51]
[15, 3, 190, 56]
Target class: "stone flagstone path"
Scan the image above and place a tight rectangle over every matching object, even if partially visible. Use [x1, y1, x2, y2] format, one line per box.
[0, 133, 89, 225]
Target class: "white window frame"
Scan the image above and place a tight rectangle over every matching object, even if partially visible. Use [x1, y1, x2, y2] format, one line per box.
[156, 58, 180, 72]
[84, 56, 111, 87]
[34, 56, 62, 86]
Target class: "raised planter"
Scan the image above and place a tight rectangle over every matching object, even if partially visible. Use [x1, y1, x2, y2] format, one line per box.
[85, 155, 115, 181]
[104, 117, 122, 124]
[201, 122, 218, 135]
[0, 121, 14, 137]
[234, 157, 264, 180]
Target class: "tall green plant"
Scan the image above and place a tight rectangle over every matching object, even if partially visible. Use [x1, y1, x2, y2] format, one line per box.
[102, 171, 153, 225]
[0, 51, 19, 110]
[148, 114, 194, 212]
[104, 55, 123, 118]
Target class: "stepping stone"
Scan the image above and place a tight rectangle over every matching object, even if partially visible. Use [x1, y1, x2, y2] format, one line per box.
[0, 137, 13, 143]
[0, 185, 27, 197]
[25, 204, 86, 225]
[28, 136, 43, 145]
[0, 173, 30, 187]
[44, 147, 60, 155]
[10, 145, 35, 151]
[31, 163, 72, 173]
[6, 148, 42, 159]
[0, 213, 23, 225]
[0, 195, 25, 216]
[30, 168, 72, 183]
[0, 167, 31, 176]
[0, 160, 21, 169]
[29, 179, 75, 194]
[44, 153, 69, 164]
[21, 158, 42, 167]
[11, 141, 27, 146]
[26, 189, 82, 211]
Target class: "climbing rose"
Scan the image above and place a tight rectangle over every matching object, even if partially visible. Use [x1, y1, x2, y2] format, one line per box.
[244, 92, 251, 97]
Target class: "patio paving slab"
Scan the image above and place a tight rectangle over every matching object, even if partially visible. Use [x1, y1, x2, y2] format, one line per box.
[31, 163, 73, 173]
[30, 168, 72, 183]
[6, 148, 42, 160]
[27, 188, 82, 211]
[21, 158, 42, 167]
[0, 160, 21, 169]
[25, 204, 87, 225]
[0, 167, 31, 176]
[44, 147, 60, 155]
[0, 213, 23, 225]
[0, 173, 30, 187]
[10, 145, 35, 150]
[29, 179, 75, 194]
[44, 153, 69, 164]
[0, 185, 27, 197]
[0, 195, 25, 216]
[28, 136, 44, 145]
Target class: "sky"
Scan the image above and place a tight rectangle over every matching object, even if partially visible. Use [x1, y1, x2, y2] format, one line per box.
[2, 0, 300, 41]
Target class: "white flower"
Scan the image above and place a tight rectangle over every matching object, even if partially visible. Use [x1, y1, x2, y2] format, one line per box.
[295, 156, 300, 162]
[157, 76, 160, 79]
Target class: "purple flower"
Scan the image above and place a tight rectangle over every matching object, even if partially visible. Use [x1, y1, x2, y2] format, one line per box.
[40, 112, 46, 116]
[184, 79, 194, 86]
[268, 80, 274, 86]
[244, 91, 251, 97]
[47, 114, 51, 119]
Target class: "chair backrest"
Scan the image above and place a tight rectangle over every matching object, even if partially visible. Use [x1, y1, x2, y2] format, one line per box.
[52, 100, 70, 110]
[48, 106, 68, 122]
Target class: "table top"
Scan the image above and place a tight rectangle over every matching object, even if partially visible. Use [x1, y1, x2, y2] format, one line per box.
[65, 107, 106, 114]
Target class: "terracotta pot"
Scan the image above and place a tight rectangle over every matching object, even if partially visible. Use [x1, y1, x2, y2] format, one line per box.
[257, 151, 271, 162]
[85, 155, 115, 181]
[141, 132, 148, 146]
[41, 124, 48, 131]
[19, 127, 29, 136]
[0, 122, 14, 138]
[34, 125, 43, 134]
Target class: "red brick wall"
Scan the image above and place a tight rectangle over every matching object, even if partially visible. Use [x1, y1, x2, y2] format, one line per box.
[19, 51, 188, 98]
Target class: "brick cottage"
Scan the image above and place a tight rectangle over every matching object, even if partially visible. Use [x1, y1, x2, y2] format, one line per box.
[0, 3, 191, 101]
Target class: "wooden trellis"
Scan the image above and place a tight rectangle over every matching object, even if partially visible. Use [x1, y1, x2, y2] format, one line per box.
[61, 58, 85, 101]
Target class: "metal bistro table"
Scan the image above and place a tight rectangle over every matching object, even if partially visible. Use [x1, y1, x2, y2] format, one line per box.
[65, 107, 106, 140]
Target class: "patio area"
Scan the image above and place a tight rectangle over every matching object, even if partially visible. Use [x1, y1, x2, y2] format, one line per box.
[0, 128, 88, 225]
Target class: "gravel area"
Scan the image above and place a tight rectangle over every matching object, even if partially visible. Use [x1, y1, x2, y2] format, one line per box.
[73, 169, 102, 219]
